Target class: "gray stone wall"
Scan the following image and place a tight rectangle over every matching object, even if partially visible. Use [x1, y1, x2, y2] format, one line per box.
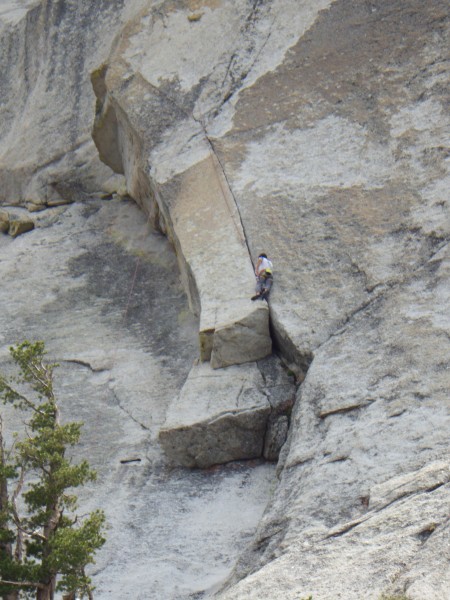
[0, 1, 448, 599]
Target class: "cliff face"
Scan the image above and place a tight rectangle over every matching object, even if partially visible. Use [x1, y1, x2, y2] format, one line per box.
[0, 0, 149, 205]
[1, 1, 449, 599]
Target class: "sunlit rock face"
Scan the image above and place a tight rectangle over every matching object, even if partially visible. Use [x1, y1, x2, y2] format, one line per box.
[0, 0, 149, 206]
[0, 197, 276, 599]
[160, 356, 296, 468]
[1, 0, 449, 599]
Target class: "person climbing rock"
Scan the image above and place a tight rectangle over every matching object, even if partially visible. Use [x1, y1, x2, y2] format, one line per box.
[252, 253, 273, 301]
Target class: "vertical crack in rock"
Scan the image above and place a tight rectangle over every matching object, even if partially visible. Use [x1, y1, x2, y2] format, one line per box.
[89, 7, 283, 469]
[90, 31, 307, 471]
[256, 356, 298, 463]
[110, 387, 150, 432]
[3, 0, 449, 598]
[92, 73, 272, 371]
[194, 116, 251, 258]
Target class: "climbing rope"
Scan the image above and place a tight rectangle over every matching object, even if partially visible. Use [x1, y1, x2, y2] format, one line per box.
[119, 123, 254, 314]
[195, 114, 249, 252]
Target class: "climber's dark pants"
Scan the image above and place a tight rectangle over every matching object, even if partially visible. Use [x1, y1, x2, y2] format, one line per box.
[256, 274, 273, 296]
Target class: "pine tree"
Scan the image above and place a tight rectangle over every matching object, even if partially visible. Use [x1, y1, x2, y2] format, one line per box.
[0, 342, 106, 599]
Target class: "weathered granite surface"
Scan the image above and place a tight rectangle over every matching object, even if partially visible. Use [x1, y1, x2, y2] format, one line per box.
[160, 356, 296, 468]
[0, 0, 449, 599]
[92, 54, 272, 367]
[0, 198, 276, 599]
[0, 0, 147, 206]
[92, 1, 449, 598]
[214, 1, 450, 597]
[219, 243, 450, 599]
[160, 362, 271, 468]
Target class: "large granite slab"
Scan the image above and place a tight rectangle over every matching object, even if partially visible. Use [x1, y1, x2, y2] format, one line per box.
[159, 362, 271, 468]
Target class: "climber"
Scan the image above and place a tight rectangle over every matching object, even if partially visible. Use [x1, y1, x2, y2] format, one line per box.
[252, 253, 273, 301]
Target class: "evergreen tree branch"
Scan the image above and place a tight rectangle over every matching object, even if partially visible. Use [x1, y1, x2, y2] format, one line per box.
[0, 378, 45, 416]
[0, 342, 106, 599]
[0, 580, 45, 590]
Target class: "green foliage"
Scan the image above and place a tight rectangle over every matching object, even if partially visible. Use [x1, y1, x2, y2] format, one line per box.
[0, 341, 106, 599]
[49, 510, 105, 595]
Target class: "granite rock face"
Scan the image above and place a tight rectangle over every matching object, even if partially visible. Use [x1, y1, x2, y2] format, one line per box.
[160, 357, 296, 468]
[219, 242, 450, 599]
[1, 0, 449, 599]
[159, 362, 271, 468]
[92, 0, 449, 598]
[92, 73, 272, 367]
[0, 209, 9, 232]
[0, 0, 147, 206]
[0, 198, 276, 599]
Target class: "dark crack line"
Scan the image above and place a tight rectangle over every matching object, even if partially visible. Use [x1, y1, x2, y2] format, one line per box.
[138, 62, 249, 258]
[194, 115, 252, 260]
[220, 26, 274, 108]
[325, 292, 384, 343]
[214, 2, 274, 106]
[235, 383, 246, 408]
[220, 52, 238, 90]
[285, 455, 315, 469]
[111, 389, 150, 432]
[318, 235, 450, 350]
[326, 455, 349, 464]
[255, 361, 276, 460]
[254, 525, 286, 551]
[61, 358, 108, 373]
[319, 399, 375, 419]
[324, 481, 449, 540]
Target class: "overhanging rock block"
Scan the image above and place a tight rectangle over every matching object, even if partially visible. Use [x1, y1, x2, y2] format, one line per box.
[93, 76, 274, 370]
[159, 362, 271, 468]
[162, 155, 272, 368]
[209, 301, 272, 369]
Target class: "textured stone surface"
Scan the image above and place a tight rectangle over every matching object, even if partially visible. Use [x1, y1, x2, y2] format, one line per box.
[159, 154, 271, 367]
[159, 362, 271, 468]
[0, 197, 275, 599]
[222, 0, 450, 367]
[219, 462, 450, 600]
[90, 1, 318, 368]
[218, 242, 450, 599]
[93, 85, 272, 367]
[8, 215, 34, 237]
[211, 3, 449, 596]
[0, 209, 8, 232]
[0, 0, 449, 598]
[0, 0, 147, 205]
[160, 354, 296, 468]
[258, 355, 297, 461]
[210, 303, 271, 369]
